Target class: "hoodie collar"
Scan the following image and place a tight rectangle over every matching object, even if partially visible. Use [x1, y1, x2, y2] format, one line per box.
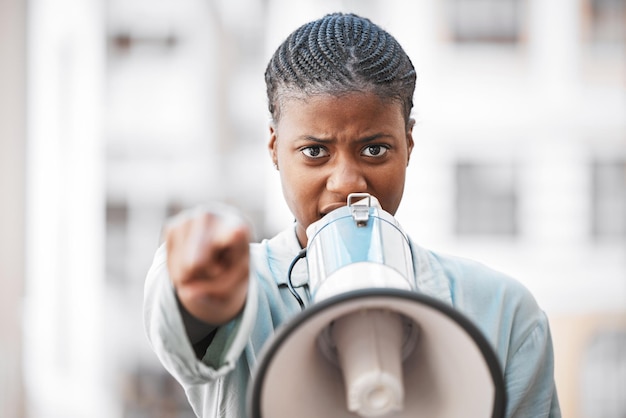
[265, 226, 308, 288]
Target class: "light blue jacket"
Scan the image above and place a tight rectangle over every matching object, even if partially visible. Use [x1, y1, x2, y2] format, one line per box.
[144, 227, 561, 418]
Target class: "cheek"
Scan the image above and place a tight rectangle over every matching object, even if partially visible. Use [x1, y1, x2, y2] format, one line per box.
[391, 167, 408, 196]
[280, 168, 310, 211]
[371, 166, 407, 206]
[373, 165, 405, 187]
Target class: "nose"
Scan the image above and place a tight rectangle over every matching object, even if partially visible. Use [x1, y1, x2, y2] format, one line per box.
[326, 158, 367, 195]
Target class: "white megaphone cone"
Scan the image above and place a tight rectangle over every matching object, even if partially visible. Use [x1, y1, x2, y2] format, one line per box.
[248, 193, 506, 418]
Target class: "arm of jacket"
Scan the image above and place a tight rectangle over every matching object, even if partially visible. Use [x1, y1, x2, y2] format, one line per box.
[142, 236, 305, 417]
[503, 310, 561, 418]
[431, 252, 562, 418]
[143, 243, 259, 386]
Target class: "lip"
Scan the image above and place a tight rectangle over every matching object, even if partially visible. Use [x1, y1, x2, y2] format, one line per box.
[319, 202, 347, 217]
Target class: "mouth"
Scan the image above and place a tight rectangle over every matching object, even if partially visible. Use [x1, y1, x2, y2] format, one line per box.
[319, 203, 347, 219]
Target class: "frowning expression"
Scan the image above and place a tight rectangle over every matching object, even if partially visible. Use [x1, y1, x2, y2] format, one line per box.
[268, 92, 414, 247]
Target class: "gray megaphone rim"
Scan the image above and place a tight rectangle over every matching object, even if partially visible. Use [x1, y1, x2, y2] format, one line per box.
[248, 288, 507, 418]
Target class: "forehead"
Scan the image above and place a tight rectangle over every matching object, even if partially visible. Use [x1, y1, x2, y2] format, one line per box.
[276, 92, 405, 130]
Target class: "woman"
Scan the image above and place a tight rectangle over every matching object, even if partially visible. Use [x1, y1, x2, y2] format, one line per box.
[144, 12, 561, 418]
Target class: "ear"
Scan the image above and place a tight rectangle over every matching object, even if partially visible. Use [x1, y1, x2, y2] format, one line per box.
[406, 118, 415, 165]
[268, 124, 278, 167]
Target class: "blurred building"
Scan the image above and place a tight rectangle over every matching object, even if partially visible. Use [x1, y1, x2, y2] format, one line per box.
[0, 1, 26, 417]
[12, 0, 626, 417]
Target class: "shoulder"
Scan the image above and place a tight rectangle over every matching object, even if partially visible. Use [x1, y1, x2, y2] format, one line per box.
[417, 246, 548, 353]
[427, 249, 539, 312]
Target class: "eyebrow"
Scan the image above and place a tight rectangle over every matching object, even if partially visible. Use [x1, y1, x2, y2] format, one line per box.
[300, 133, 394, 144]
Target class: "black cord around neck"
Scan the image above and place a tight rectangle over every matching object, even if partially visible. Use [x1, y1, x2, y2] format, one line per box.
[287, 248, 307, 310]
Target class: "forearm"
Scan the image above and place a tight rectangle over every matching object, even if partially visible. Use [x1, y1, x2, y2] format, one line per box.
[175, 291, 218, 358]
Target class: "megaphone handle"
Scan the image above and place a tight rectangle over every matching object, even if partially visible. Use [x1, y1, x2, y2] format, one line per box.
[332, 309, 405, 417]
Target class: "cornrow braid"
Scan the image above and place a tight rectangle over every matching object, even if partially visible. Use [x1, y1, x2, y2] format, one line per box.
[265, 12, 416, 125]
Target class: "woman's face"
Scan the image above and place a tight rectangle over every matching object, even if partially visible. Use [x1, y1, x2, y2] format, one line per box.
[268, 92, 414, 247]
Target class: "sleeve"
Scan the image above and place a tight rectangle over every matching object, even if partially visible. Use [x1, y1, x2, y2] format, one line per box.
[142, 244, 259, 386]
[504, 311, 561, 418]
[425, 250, 562, 418]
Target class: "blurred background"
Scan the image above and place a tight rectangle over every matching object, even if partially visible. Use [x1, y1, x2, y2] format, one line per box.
[1, 0, 625, 417]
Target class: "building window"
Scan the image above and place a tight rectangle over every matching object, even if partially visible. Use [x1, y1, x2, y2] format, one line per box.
[581, 330, 626, 417]
[592, 160, 626, 239]
[446, 0, 524, 44]
[122, 366, 196, 417]
[455, 161, 518, 236]
[105, 202, 128, 283]
[586, 0, 626, 46]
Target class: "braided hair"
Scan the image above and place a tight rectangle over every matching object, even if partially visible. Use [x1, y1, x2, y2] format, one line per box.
[265, 12, 416, 127]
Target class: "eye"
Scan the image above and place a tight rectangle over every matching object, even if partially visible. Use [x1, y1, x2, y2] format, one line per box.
[361, 145, 389, 157]
[301, 146, 329, 159]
